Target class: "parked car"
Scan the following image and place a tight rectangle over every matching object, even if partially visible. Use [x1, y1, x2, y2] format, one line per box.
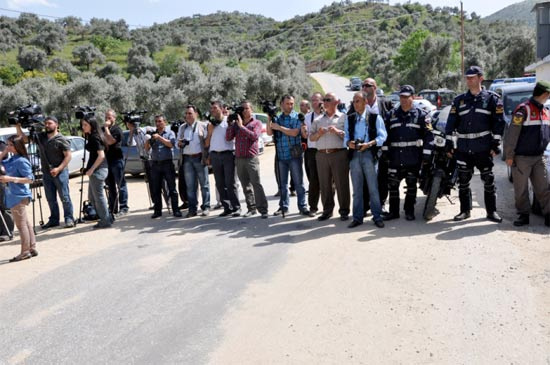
[431, 105, 452, 133]
[418, 89, 456, 109]
[253, 112, 273, 145]
[349, 77, 362, 91]
[393, 99, 437, 117]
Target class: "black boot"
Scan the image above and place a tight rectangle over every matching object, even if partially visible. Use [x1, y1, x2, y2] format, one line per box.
[513, 214, 529, 227]
[545, 214, 550, 227]
[486, 211, 503, 223]
[383, 196, 400, 220]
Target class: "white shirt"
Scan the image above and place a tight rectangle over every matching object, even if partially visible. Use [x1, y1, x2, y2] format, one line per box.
[177, 121, 203, 155]
[366, 97, 380, 115]
[304, 111, 322, 149]
[209, 117, 235, 152]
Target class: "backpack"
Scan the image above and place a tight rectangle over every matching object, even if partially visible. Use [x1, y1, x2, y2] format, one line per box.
[82, 200, 99, 221]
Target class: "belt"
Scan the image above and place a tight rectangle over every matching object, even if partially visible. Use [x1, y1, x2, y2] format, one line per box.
[210, 150, 233, 154]
[390, 140, 423, 147]
[184, 153, 202, 158]
[317, 148, 345, 154]
[457, 131, 491, 139]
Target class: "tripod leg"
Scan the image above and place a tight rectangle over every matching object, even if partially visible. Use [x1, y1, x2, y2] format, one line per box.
[0, 209, 13, 239]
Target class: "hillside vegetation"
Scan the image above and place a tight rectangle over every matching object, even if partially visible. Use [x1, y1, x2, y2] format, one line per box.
[0, 1, 535, 126]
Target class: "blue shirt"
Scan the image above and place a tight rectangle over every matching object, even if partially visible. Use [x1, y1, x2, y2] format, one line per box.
[3, 155, 33, 209]
[150, 127, 176, 161]
[273, 111, 302, 161]
[343, 110, 387, 147]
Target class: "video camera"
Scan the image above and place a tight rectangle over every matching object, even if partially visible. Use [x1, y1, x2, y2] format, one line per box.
[170, 120, 183, 135]
[261, 100, 278, 119]
[122, 110, 147, 126]
[7, 104, 45, 130]
[202, 111, 221, 127]
[74, 105, 96, 120]
[227, 103, 244, 124]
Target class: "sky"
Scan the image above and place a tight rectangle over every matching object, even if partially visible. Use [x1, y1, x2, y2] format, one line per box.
[0, 0, 525, 28]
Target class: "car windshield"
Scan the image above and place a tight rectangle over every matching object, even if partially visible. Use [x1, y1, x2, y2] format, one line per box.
[503, 91, 532, 116]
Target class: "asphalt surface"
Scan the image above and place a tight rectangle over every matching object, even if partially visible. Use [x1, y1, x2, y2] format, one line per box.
[0, 74, 548, 364]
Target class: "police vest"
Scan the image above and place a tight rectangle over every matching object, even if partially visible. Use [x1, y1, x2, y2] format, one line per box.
[513, 100, 550, 156]
[386, 107, 429, 168]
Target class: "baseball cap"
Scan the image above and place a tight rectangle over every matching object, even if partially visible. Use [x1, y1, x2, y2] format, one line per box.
[399, 85, 415, 96]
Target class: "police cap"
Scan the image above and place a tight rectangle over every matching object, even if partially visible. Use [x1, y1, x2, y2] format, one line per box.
[534, 80, 550, 94]
[399, 85, 415, 96]
[465, 66, 483, 77]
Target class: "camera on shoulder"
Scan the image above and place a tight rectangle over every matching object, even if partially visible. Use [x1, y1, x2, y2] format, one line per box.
[261, 100, 278, 118]
[8, 104, 45, 132]
[74, 105, 96, 120]
[122, 110, 147, 127]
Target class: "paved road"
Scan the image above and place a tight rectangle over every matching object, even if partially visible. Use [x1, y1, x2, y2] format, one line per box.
[310, 72, 356, 105]
[0, 75, 548, 364]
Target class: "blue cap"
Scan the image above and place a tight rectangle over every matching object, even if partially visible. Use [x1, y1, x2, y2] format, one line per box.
[399, 85, 415, 96]
[465, 66, 483, 77]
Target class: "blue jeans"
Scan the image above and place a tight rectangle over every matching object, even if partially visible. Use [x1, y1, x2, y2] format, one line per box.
[42, 169, 74, 224]
[350, 150, 382, 222]
[277, 157, 306, 211]
[106, 159, 128, 213]
[88, 167, 111, 226]
[184, 156, 210, 213]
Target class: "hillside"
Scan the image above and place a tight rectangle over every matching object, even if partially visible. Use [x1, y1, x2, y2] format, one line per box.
[0, 2, 537, 125]
[485, 0, 538, 26]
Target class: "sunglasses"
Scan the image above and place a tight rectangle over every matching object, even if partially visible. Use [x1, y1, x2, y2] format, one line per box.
[362, 84, 374, 88]
[322, 98, 335, 102]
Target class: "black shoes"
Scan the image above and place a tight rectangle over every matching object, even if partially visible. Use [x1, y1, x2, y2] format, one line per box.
[42, 221, 60, 229]
[405, 212, 415, 221]
[173, 211, 182, 218]
[261, 212, 268, 219]
[232, 209, 242, 217]
[454, 211, 471, 221]
[186, 211, 197, 218]
[219, 210, 232, 217]
[273, 208, 288, 216]
[92, 222, 112, 229]
[151, 212, 162, 219]
[486, 211, 503, 223]
[513, 214, 529, 227]
[382, 212, 399, 221]
[348, 220, 362, 228]
[340, 215, 349, 221]
[317, 213, 332, 221]
[374, 220, 385, 228]
[300, 209, 314, 217]
[545, 214, 550, 227]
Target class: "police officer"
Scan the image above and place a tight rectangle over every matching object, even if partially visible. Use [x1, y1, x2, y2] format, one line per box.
[383, 85, 433, 221]
[446, 66, 505, 222]
[504, 80, 550, 227]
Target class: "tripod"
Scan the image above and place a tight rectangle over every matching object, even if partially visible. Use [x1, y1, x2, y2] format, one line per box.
[28, 131, 45, 232]
[76, 135, 88, 224]
[271, 117, 286, 218]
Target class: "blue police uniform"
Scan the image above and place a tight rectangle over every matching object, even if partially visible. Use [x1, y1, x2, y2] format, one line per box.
[445, 89, 505, 219]
[384, 106, 434, 219]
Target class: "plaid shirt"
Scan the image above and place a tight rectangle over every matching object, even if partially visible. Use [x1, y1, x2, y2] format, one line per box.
[273, 111, 301, 161]
[226, 118, 262, 158]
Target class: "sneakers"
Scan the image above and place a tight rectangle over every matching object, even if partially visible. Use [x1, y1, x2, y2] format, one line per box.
[201, 209, 210, 217]
[243, 210, 257, 217]
[64, 220, 75, 228]
[232, 209, 241, 217]
[92, 222, 112, 229]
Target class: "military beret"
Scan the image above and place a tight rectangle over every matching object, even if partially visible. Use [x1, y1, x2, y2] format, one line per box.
[399, 85, 415, 96]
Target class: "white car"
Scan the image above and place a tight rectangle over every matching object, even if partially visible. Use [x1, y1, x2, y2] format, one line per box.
[26, 135, 89, 177]
[253, 112, 273, 145]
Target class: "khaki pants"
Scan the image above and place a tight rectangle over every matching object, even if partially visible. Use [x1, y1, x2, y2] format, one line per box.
[316, 149, 350, 216]
[512, 155, 550, 215]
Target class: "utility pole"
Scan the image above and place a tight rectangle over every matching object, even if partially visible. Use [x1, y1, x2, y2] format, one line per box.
[461, 1, 465, 79]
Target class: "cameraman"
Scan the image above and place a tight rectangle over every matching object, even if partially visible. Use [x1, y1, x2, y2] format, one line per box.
[103, 109, 129, 216]
[16, 116, 75, 228]
[145, 115, 181, 218]
[207, 101, 240, 217]
[177, 105, 210, 218]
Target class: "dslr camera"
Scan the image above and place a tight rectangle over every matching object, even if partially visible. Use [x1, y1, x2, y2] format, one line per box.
[354, 139, 364, 150]
[123, 110, 147, 126]
[74, 105, 96, 120]
[8, 104, 45, 130]
[227, 103, 244, 124]
[261, 100, 278, 118]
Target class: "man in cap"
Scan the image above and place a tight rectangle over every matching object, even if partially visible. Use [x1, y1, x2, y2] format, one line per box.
[504, 80, 550, 227]
[445, 66, 505, 222]
[383, 85, 433, 221]
[16, 116, 75, 228]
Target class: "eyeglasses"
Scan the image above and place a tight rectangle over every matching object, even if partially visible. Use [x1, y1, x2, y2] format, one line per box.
[322, 98, 335, 102]
[362, 84, 374, 88]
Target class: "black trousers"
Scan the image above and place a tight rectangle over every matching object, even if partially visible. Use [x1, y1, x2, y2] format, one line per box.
[150, 160, 180, 215]
[388, 165, 420, 215]
[455, 151, 496, 213]
[304, 148, 320, 212]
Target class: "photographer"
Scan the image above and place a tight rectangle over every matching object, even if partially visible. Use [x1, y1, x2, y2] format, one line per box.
[145, 115, 181, 218]
[103, 109, 129, 216]
[81, 116, 112, 229]
[266, 95, 310, 216]
[177, 105, 210, 218]
[208, 101, 240, 217]
[0, 136, 36, 262]
[226, 101, 268, 219]
[16, 116, 75, 229]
